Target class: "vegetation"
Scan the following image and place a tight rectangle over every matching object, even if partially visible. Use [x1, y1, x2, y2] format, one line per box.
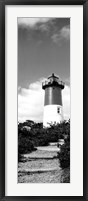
[60, 167, 70, 183]
[57, 134, 70, 168]
[18, 119, 70, 167]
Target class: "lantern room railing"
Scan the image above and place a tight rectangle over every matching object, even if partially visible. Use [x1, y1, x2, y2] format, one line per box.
[42, 78, 65, 90]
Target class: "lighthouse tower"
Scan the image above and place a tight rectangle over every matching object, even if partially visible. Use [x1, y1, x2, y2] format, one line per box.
[42, 73, 65, 127]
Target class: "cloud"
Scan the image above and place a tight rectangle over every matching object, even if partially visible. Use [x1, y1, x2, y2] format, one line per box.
[51, 25, 70, 44]
[38, 23, 49, 33]
[65, 77, 70, 86]
[18, 18, 70, 45]
[60, 25, 70, 40]
[18, 18, 51, 28]
[18, 78, 70, 122]
[51, 34, 60, 43]
[62, 85, 70, 120]
[18, 78, 45, 122]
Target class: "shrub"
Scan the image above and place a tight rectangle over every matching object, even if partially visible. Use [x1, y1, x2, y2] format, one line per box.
[18, 128, 37, 162]
[18, 119, 70, 164]
[58, 135, 70, 168]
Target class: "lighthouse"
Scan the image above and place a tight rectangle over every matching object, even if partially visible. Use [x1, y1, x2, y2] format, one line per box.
[42, 73, 65, 127]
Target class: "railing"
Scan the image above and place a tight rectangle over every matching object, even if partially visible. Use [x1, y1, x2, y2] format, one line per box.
[42, 79, 65, 87]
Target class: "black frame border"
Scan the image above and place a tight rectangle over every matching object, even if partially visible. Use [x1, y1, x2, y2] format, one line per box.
[0, 0, 88, 200]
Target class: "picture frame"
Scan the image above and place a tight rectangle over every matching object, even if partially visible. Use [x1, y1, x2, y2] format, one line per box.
[0, 0, 88, 200]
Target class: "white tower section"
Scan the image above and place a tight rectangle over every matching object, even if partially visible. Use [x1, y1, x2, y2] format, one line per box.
[42, 73, 65, 127]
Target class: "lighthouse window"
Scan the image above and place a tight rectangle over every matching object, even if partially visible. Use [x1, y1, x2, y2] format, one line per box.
[57, 107, 60, 113]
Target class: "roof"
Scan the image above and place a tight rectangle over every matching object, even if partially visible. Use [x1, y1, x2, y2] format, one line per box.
[48, 73, 59, 79]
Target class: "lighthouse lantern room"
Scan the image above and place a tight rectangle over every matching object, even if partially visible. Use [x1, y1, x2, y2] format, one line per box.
[42, 73, 65, 127]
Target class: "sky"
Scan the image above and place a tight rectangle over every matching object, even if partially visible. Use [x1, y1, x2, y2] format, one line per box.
[18, 18, 70, 122]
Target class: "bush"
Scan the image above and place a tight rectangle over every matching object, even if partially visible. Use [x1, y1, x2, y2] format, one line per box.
[18, 119, 70, 164]
[58, 135, 70, 168]
[18, 128, 37, 162]
[18, 153, 24, 162]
